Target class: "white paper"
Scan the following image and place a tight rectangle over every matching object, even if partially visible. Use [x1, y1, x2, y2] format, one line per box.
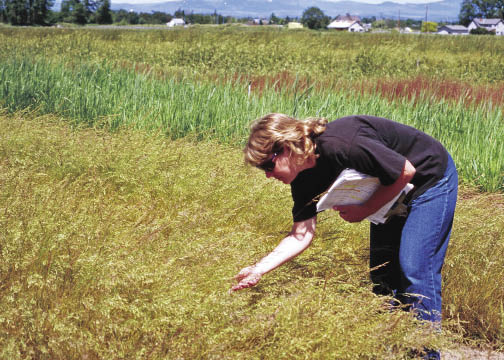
[316, 168, 414, 224]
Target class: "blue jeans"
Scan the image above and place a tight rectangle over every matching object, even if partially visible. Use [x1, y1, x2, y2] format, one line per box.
[370, 155, 458, 324]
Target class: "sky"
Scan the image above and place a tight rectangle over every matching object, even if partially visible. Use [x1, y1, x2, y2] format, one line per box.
[113, 0, 447, 4]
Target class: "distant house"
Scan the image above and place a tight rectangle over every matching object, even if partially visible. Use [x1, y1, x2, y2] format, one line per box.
[247, 18, 269, 25]
[467, 18, 504, 35]
[327, 19, 364, 32]
[437, 25, 469, 35]
[166, 18, 185, 27]
[247, 18, 270, 25]
[287, 22, 303, 29]
[335, 15, 361, 22]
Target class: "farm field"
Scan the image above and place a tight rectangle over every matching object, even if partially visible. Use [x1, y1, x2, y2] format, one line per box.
[0, 112, 503, 359]
[2, 26, 504, 82]
[0, 26, 503, 358]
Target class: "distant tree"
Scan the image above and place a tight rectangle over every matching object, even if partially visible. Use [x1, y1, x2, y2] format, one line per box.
[301, 6, 329, 29]
[129, 11, 139, 24]
[174, 8, 184, 19]
[405, 18, 422, 29]
[4, 0, 28, 24]
[459, 0, 504, 26]
[372, 19, 386, 29]
[385, 18, 396, 28]
[31, 0, 53, 25]
[60, 0, 71, 21]
[470, 26, 496, 34]
[137, 11, 149, 24]
[72, 1, 87, 24]
[187, 12, 213, 24]
[112, 9, 128, 23]
[2, 0, 53, 25]
[94, 0, 112, 24]
[421, 21, 438, 32]
[269, 12, 280, 24]
[151, 11, 170, 24]
[60, 0, 98, 24]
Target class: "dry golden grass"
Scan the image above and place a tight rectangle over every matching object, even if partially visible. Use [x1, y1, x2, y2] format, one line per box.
[0, 112, 502, 359]
[444, 186, 504, 349]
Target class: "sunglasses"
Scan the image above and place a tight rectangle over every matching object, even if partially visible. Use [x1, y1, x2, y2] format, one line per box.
[257, 152, 280, 172]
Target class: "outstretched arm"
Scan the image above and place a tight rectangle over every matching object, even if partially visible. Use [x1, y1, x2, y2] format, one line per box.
[230, 216, 317, 292]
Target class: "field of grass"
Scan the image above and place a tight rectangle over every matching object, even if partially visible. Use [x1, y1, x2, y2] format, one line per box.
[2, 26, 504, 82]
[1, 112, 502, 359]
[1, 26, 503, 357]
[1, 56, 503, 192]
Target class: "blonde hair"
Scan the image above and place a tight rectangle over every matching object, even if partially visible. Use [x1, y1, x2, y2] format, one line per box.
[244, 113, 328, 167]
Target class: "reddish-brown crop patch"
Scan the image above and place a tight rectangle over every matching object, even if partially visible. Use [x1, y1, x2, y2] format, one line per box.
[228, 73, 504, 110]
[357, 76, 504, 109]
[117, 61, 504, 110]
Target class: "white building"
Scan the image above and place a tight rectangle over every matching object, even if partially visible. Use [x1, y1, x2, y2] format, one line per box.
[287, 22, 303, 29]
[437, 25, 469, 35]
[467, 18, 504, 35]
[166, 18, 185, 27]
[327, 19, 364, 32]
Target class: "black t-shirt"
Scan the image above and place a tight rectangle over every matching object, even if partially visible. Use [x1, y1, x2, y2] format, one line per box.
[291, 115, 449, 222]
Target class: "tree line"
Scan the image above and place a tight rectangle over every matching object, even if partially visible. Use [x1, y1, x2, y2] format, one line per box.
[0, 0, 110, 25]
[0, 1, 423, 29]
[1, 0, 55, 25]
[2, 0, 502, 28]
[0, 0, 254, 26]
[459, 0, 504, 25]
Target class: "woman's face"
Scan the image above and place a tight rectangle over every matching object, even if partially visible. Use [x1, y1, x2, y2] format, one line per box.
[264, 149, 302, 184]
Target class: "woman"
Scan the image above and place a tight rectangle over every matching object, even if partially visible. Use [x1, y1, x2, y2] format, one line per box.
[231, 113, 458, 359]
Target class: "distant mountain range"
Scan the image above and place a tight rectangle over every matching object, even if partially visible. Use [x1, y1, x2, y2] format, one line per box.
[54, 0, 463, 22]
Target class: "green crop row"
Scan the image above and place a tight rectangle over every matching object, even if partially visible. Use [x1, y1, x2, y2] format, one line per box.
[1, 57, 502, 192]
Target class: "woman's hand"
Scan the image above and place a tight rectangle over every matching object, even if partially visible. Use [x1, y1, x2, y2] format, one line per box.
[333, 204, 370, 223]
[230, 218, 317, 293]
[230, 265, 262, 292]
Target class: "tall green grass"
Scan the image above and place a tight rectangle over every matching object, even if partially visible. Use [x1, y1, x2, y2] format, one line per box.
[1, 57, 503, 192]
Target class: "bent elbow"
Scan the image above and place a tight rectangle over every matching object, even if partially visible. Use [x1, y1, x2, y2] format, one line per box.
[405, 160, 416, 181]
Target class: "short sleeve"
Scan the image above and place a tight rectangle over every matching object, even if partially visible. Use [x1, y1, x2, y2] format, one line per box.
[290, 160, 339, 223]
[291, 172, 320, 222]
[292, 198, 318, 222]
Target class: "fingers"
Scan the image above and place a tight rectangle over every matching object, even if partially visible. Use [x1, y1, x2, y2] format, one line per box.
[333, 205, 348, 215]
[230, 282, 249, 292]
[234, 266, 253, 281]
[230, 273, 261, 292]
